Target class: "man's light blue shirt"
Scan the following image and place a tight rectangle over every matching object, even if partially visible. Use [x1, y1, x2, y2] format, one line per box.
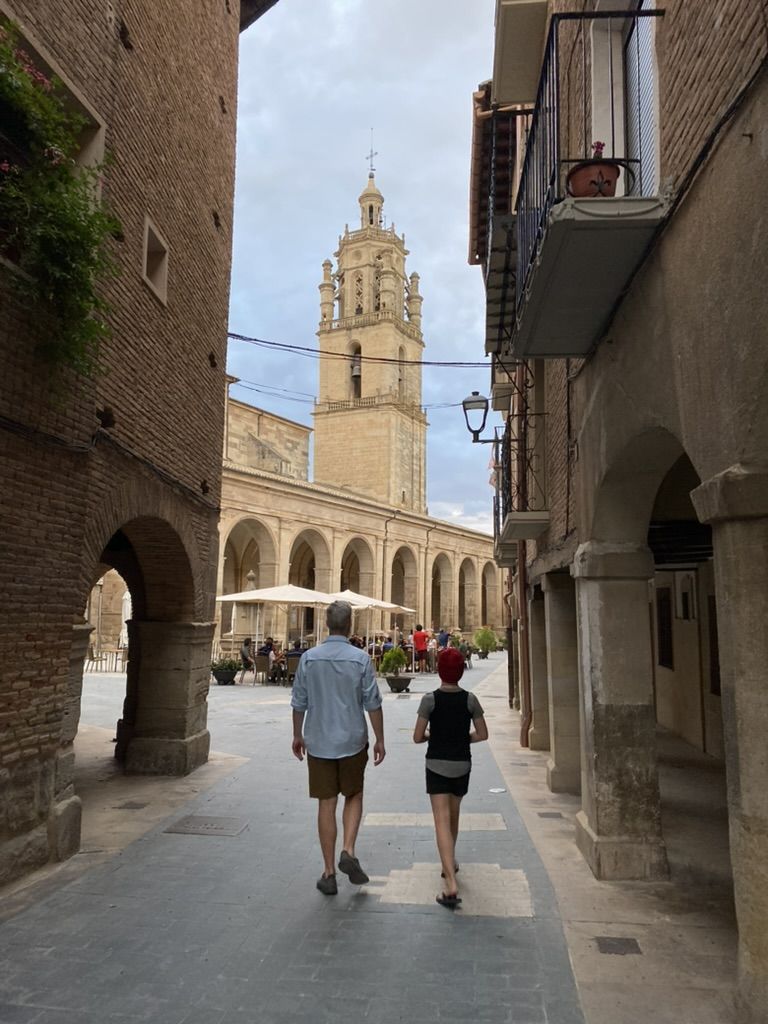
[291, 635, 382, 759]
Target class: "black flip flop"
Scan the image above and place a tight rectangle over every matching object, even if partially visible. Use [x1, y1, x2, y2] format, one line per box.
[436, 893, 462, 909]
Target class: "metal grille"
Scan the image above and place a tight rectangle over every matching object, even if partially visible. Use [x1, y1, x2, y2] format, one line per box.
[164, 815, 248, 837]
[625, 0, 658, 196]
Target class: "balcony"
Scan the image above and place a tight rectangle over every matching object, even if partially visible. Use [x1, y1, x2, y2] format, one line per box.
[506, 10, 668, 358]
[493, 409, 549, 566]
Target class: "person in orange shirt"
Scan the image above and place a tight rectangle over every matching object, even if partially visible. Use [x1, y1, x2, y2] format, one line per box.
[412, 623, 430, 673]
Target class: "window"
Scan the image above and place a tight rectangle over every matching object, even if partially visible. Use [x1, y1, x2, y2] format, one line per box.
[656, 586, 673, 670]
[142, 216, 169, 304]
[354, 273, 363, 316]
[624, 0, 658, 196]
[708, 595, 721, 696]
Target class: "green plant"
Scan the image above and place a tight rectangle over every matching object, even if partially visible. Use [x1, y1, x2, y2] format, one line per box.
[380, 647, 407, 676]
[211, 656, 241, 673]
[473, 627, 497, 656]
[0, 23, 120, 377]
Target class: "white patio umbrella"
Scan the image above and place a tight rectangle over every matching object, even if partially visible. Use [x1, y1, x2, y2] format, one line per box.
[216, 584, 336, 647]
[329, 589, 416, 655]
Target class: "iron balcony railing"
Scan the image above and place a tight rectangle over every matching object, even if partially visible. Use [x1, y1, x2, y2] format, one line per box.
[515, 9, 664, 313]
[492, 411, 547, 544]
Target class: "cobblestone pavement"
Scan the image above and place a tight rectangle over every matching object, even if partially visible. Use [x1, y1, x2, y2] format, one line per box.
[0, 654, 585, 1024]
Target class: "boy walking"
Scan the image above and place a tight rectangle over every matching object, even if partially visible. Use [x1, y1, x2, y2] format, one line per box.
[413, 646, 488, 907]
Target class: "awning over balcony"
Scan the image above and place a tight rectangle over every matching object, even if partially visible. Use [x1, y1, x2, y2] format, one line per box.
[492, 0, 548, 105]
[511, 195, 668, 359]
[500, 510, 550, 542]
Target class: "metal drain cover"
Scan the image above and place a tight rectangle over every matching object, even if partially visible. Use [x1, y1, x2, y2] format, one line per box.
[115, 801, 148, 810]
[164, 815, 248, 837]
[538, 811, 564, 819]
[595, 936, 642, 955]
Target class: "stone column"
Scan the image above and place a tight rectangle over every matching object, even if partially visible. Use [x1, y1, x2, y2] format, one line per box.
[49, 622, 92, 861]
[122, 620, 214, 775]
[692, 464, 768, 1021]
[527, 588, 550, 751]
[572, 542, 668, 880]
[542, 572, 581, 794]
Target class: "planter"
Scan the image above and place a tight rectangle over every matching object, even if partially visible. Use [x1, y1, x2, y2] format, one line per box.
[212, 669, 237, 685]
[385, 675, 412, 693]
[566, 160, 621, 198]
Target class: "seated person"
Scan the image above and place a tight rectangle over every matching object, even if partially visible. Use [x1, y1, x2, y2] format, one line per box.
[239, 637, 255, 683]
[257, 637, 275, 657]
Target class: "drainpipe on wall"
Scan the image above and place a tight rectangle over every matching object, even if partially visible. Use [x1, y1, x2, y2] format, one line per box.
[381, 509, 400, 631]
[515, 359, 532, 747]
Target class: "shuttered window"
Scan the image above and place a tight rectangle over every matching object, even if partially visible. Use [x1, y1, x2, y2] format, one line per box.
[624, 0, 657, 196]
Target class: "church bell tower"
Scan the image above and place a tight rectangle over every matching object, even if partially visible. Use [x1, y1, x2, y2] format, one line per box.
[313, 173, 427, 513]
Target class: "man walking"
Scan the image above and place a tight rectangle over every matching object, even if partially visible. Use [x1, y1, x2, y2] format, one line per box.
[291, 600, 386, 894]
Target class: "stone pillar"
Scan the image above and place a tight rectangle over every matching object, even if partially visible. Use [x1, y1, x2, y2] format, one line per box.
[542, 572, 581, 794]
[48, 622, 92, 861]
[692, 464, 768, 1021]
[121, 620, 214, 775]
[527, 588, 550, 751]
[572, 542, 668, 880]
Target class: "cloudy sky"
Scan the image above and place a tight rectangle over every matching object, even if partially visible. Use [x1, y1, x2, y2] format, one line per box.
[228, 0, 498, 533]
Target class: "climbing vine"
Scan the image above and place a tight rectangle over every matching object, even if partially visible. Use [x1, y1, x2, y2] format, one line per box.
[0, 23, 119, 377]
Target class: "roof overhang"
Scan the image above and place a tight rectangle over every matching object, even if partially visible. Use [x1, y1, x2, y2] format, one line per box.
[240, 0, 279, 32]
[492, 0, 548, 105]
[511, 196, 669, 358]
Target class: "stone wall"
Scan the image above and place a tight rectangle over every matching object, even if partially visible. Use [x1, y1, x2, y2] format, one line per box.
[227, 398, 310, 480]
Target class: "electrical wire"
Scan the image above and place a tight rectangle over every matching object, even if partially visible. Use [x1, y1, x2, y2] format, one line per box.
[228, 331, 489, 368]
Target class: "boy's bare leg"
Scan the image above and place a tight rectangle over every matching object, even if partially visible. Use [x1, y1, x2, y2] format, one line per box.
[341, 789, 363, 858]
[317, 796, 338, 876]
[430, 793, 458, 895]
[449, 794, 462, 845]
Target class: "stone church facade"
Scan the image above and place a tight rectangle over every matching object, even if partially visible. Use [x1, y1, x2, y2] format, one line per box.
[218, 176, 502, 640]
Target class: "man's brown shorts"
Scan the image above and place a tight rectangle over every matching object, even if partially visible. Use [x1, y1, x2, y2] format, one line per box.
[308, 746, 369, 799]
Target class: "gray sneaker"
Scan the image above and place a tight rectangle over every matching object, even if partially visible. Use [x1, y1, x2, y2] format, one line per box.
[338, 850, 369, 885]
[316, 873, 337, 895]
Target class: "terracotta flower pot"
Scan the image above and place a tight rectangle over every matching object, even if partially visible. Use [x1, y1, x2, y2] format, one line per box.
[566, 160, 621, 198]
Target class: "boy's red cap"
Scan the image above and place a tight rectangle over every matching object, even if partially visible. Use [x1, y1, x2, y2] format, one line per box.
[438, 647, 465, 685]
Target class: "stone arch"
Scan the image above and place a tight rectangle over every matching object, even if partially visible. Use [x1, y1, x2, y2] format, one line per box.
[340, 536, 375, 595]
[390, 545, 418, 624]
[480, 561, 497, 627]
[431, 552, 454, 631]
[458, 557, 478, 631]
[220, 516, 278, 636]
[589, 426, 689, 545]
[289, 528, 333, 636]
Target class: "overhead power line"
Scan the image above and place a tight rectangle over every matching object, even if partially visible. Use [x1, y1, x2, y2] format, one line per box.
[228, 331, 489, 368]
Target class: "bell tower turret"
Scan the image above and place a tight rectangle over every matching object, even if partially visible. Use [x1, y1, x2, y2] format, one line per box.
[313, 174, 427, 513]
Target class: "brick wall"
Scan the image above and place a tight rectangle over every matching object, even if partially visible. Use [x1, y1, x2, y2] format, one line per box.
[0, 0, 244, 882]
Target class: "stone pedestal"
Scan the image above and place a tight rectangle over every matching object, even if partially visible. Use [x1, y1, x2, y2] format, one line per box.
[527, 589, 550, 750]
[572, 542, 668, 880]
[693, 465, 768, 1020]
[121, 620, 214, 775]
[542, 572, 581, 794]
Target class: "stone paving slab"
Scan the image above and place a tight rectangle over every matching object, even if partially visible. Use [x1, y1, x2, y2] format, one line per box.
[0, 655, 584, 1024]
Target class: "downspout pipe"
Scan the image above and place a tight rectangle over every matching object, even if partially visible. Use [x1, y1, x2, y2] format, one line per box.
[515, 359, 532, 747]
[424, 521, 437, 627]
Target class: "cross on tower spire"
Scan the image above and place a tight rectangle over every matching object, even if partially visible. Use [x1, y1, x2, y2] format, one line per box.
[366, 128, 378, 177]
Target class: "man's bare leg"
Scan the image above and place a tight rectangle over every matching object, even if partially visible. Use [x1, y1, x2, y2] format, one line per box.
[430, 793, 458, 895]
[317, 796, 338, 876]
[341, 789, 363, 858]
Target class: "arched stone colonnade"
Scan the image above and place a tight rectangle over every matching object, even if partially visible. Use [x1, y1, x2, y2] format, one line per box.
[217, 502, 502, 642]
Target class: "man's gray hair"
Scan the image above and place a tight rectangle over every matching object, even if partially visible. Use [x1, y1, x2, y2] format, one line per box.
[326, 600, 353, 634]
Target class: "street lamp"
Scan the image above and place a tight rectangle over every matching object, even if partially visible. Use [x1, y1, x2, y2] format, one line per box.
[462, 391, 491, 443]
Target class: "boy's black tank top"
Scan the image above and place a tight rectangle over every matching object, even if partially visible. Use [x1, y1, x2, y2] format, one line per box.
[426, 689, 472, 763]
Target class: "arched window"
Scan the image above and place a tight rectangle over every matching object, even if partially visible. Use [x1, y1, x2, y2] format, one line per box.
[354, 273, 363, 316]
[373, 253, 383, 312]
[350, 344, 361, 400]
[368, 204, 374, 225]
[397, 346, 405, 398]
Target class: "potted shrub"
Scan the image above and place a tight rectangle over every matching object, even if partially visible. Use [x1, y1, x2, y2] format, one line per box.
[473, 627, 497, 660]
[211, 656, 240, 685]
[380, 647, 411, 693]
[566, 141, 621, 198]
